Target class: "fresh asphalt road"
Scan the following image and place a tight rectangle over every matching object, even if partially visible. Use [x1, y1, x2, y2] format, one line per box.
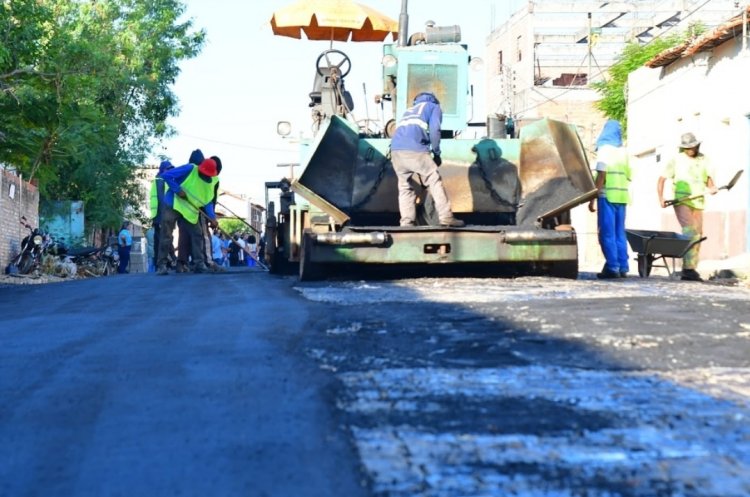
[0, 269, 368, 497]
[2, 268, 750, 497]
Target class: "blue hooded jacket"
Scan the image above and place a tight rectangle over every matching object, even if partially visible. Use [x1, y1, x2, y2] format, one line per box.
[188, 149, 204, 165]
[390, 92, 442, 156]
[596, 120, 623, 150]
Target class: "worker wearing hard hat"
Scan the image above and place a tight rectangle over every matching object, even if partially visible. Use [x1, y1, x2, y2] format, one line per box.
[657, 132, 717, 281]
[390, 92, 464, 228]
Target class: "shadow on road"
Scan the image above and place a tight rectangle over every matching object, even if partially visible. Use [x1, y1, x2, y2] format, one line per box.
[294, 274, 750, 496]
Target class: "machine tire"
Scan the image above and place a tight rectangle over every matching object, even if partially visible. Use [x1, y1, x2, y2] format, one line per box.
[637, 254, 653, 277]
[549, 260, 578, 279]
[299, 232, 323, 282]
[269, 251, 291, 275]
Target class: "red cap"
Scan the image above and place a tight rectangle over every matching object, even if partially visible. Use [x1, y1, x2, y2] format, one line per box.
[198, 158, 218, 177]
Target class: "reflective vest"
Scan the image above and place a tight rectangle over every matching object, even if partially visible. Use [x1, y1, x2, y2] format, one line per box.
[597, 145, 630, 204]
[172, 166, 218, 224]
[666, 153, 710, 209]
[149, 177, 166, 220]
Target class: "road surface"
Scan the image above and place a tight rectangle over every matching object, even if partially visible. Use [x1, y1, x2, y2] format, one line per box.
[1, 269, 749, 496]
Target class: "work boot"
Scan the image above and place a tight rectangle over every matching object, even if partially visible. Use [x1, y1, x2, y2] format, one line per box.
[176, 261, 188, 273]
[619, 271, 628, 278]
[439, 217, 465, 227]
[597, 268, 620, 279]
[681, 268, 703, 281]
[209, 262, 225, 273]
[192, 264, 210, 274]
[157, 265, 168, 276]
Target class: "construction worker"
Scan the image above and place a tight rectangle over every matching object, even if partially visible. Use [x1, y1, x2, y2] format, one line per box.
[156, 157, 219, 275]
[390, 91, 464, 227]
[149, 160, 173, 265]
[657, 132, 717, 281]
[588, 120, 631, 279]
[176, 149, 205, 272]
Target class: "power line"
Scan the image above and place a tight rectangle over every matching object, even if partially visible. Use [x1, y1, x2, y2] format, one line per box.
[176, 133, 297, 153]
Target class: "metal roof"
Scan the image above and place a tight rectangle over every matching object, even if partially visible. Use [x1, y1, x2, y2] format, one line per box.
[646, 6, 750, 68]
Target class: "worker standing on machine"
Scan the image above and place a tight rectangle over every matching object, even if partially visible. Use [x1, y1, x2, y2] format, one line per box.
[390, 92, 464, 228]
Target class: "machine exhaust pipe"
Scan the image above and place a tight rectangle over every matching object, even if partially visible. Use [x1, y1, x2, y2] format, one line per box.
[398, 0, 409, 47]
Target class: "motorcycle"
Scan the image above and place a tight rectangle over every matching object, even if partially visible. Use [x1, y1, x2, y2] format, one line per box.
[44, 235, 119, 277]
[5, 219, 46, 276]
[61, 244, 118, 277]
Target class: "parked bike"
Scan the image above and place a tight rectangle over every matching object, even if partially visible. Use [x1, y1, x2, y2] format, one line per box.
[44, 235, 119, 277]
[60, 245, 118, 277]
[5, 219, 46, 275]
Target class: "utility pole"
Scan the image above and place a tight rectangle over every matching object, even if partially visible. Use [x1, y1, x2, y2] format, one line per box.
[588, 12, 592, 83]
[743, 3, 748, 51]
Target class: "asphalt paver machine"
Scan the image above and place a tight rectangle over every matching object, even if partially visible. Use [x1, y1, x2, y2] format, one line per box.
[264, 5, 597, 281]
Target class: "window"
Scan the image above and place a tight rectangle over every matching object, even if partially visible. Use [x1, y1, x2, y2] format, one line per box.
[516, 35, 522, 62]
[497, 50, 503, 74]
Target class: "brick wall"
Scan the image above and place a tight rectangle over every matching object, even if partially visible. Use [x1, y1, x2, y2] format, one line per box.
[0, 170, 40, 270]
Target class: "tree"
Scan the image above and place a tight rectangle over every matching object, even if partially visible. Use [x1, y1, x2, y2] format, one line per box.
[0, 0, 205, 235]
[592, 24, 704, 134]
[219, 218, 253, 238]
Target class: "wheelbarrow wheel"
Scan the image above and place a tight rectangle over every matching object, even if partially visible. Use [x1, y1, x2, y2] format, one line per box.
[637, 254, 653, 277]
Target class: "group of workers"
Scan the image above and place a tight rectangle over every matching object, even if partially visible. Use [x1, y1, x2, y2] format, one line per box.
[393, 91, 717, 281]
[589, 122, 716, 281]
[149, 149, 225, 275]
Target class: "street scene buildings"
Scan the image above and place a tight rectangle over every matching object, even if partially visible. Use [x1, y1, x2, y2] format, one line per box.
[485, 0, 748, 266]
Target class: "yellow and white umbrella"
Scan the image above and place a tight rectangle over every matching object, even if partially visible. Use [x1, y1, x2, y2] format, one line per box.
[270, 0, 398, 43]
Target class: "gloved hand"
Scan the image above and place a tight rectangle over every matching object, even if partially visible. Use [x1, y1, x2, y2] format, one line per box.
[433, 153, 442, 167]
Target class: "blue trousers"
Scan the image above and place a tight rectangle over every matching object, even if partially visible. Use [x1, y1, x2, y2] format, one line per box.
[118, 245, 131, 274]
[597, 197, 629, 273]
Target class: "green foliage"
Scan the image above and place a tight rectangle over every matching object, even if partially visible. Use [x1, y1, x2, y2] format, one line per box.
[0, 0, 205, 234]
[592, 24, 705, 134]
[219, 218, 252, 237]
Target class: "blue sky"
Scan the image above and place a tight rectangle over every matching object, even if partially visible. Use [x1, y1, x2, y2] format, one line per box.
[156, 0, 524, 203]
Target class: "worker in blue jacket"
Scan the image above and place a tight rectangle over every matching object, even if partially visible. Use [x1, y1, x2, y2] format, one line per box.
[156, 158, 219, 275]
[390, 92, 464, 227]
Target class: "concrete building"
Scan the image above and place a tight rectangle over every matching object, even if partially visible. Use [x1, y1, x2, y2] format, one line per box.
[486, 1, 739, 144]
[484, 0, 741, 269]
[627, 5, 750, 263]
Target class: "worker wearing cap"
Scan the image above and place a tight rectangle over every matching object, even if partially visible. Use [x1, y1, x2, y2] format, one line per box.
[390, 91, 464, 227]
[657, 132, 717, 281]
[156, 158, 219, 275]
[588, 120, 631, 279]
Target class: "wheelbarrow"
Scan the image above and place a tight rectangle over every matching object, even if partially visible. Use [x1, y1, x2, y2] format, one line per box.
[625, 229, 707, 278]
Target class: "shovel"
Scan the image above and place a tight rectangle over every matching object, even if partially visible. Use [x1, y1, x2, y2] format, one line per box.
[665, 169, 744, 207]
[179, 187, 269, 271]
